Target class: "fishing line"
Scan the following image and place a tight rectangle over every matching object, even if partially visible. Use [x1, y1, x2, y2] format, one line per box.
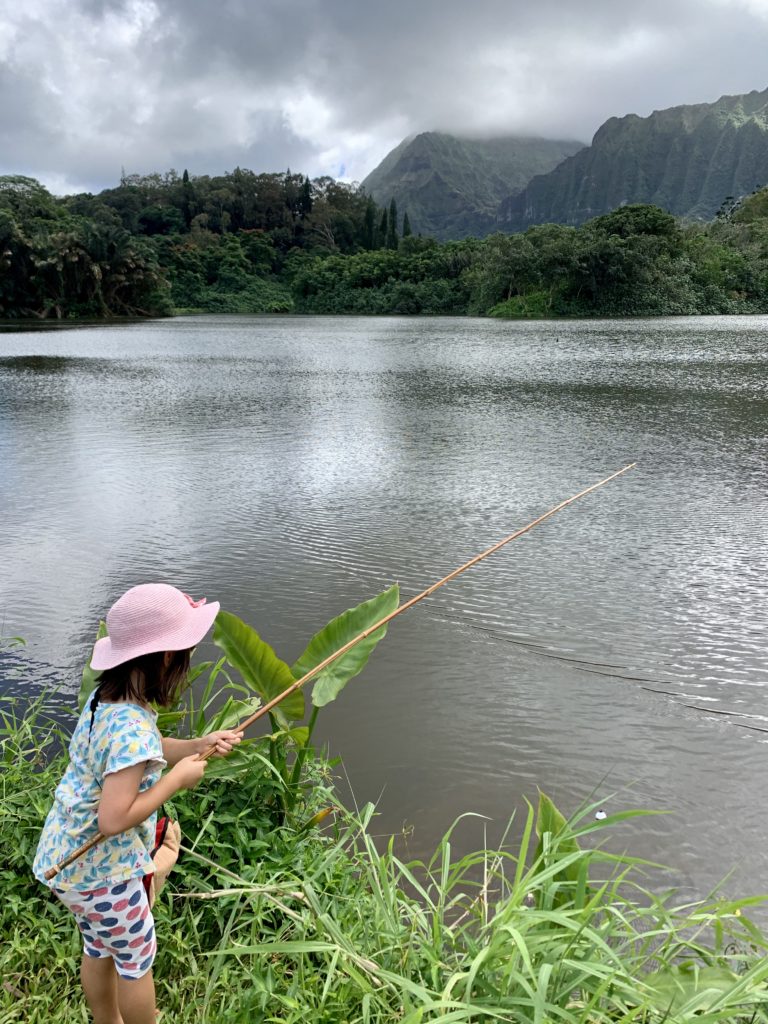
[46, 463, 636, 880]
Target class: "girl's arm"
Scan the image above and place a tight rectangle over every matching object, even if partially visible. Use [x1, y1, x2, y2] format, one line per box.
[161, 730, 241, 766]
[98, 756, 205, 836]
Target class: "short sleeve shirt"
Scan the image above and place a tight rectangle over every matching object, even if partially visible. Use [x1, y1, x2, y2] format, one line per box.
[33, 697, 166, 891]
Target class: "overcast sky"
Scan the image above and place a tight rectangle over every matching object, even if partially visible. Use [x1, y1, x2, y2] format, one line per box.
[2, 0, 768, 195]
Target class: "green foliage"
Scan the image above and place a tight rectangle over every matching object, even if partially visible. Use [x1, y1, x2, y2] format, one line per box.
[291, 583, 400, 708]
[362, 131, 584, 240]
[472, 203, 768, 317]
[292, 240, 475, 314]
[488, 291, 555, 318]
[150, 232, 293, 313]
[503, 85, 768, 230]
[386, 197, 399, 250]
[4, 693, 768, 1023]
[4, 160, 768, 320]
[0, 177, 173, 319]
[533, 790, 583, 903]
[0, 168, 397, 319]
[189, 277, 294, 315]
[209, 587, 399, 815]
[729, 185, 768, 224]
[212, 611, 305, 724]
[642, 963, 759, 1015]
[587, 204, 682, 241]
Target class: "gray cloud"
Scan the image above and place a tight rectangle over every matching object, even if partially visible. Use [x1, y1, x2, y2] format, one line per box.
[1, 0, 767, 194]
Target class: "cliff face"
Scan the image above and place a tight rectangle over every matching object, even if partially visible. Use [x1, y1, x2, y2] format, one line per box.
[362, 132, 584, 240]
[499, 88, 768, 230]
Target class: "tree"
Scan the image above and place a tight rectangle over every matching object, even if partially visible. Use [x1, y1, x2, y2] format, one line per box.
[386, 197, 398, 249]
[298, 176, 313, 219]
[180, 168, 195, 229]
[362, 196, 377, 250]
[402, 211, 412, 237]
[0, 175, 62, 222]
[588, 204, 680, 244]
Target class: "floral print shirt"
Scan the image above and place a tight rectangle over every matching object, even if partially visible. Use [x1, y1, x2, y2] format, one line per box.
[33, 697, 166, 891]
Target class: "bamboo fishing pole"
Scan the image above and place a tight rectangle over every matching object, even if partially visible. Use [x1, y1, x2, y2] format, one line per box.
[46, 462, 635, 880]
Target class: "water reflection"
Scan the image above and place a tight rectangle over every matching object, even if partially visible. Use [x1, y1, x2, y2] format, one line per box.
[1, 315, 768, 895]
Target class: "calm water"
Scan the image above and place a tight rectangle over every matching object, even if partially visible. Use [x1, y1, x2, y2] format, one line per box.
[1, 314, 768, 896]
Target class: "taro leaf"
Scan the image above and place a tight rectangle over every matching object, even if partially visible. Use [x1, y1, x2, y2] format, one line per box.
[534, 791, 583, 905]
[290, 584, 400, 709]
[213, 611, 304, 722]
[78, 620, 107, 712]
[642, 964, 753, 1012]
[535, 791, 579, 862]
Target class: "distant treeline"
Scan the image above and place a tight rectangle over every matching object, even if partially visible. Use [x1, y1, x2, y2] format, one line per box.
[1, 169, 767, 319]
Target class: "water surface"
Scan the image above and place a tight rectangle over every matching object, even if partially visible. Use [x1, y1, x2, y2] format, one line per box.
[1, 314, 767, 895]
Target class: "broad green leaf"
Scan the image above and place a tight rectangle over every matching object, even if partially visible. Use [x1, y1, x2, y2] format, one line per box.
[641, 964, 759, 1012]
[536, 789, 568, 832]
[213, 611, 304, 721]
[533, 791, 583, 903]
[78, 620, 107, 711]
[291, 584, 400, 708]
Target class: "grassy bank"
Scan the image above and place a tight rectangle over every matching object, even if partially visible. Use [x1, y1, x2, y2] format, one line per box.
[3, 695, 768, 1024]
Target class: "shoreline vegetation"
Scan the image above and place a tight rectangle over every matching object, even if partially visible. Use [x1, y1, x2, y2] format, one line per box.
[1, 172, 768, 323]
[4, 698, 768, 1023]
[3, 592, 768, 1023]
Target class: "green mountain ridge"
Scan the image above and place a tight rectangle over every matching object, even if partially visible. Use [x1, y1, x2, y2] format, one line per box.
[362, 132, 584, 240]
[500, 87, 768, 229]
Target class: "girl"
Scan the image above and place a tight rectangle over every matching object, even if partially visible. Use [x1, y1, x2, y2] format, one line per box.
[33, 583, 241, 1024]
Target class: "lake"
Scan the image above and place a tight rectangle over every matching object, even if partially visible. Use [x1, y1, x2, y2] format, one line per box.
[1, 314, 767, 896]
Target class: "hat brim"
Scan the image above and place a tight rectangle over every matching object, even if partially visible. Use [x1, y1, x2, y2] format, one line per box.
[90, 601, 220, 671]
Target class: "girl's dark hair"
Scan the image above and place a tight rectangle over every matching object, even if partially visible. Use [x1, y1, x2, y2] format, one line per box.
[89, 649, 191, 735]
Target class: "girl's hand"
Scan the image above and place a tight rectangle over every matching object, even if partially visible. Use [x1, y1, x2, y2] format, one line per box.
[197, 730, 242, 759]
[169, 754, 207, 791]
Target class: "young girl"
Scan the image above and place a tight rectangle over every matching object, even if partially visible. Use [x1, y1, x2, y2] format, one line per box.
[33, 583, 241, 1024]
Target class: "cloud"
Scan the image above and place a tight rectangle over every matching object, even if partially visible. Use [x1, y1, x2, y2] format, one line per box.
[1, 0, 767, 194]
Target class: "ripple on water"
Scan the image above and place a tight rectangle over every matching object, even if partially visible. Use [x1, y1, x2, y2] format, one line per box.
[1, 314, 768, 893]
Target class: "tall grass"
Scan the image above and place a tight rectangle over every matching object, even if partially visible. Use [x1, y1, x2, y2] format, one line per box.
[2, 696, 767, 1024]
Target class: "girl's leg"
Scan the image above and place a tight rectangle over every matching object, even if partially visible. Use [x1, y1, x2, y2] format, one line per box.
[116, 969, 156, 1024]
[80, 955, 122, 1024]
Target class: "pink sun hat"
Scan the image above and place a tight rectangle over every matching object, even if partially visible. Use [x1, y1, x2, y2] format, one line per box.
[91, 583, 220, 671]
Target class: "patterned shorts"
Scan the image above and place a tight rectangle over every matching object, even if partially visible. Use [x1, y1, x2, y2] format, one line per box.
[55, 877, 156, 979]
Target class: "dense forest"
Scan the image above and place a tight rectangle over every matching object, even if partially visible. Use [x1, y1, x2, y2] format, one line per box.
[1, 168, 768, 320]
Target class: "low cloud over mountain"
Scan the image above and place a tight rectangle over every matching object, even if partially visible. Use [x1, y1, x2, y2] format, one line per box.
[2, 0, 768, 193]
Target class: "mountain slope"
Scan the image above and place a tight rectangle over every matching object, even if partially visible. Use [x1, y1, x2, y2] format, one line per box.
[362, 132, 584, 240]
[500, 88, 768, 230]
